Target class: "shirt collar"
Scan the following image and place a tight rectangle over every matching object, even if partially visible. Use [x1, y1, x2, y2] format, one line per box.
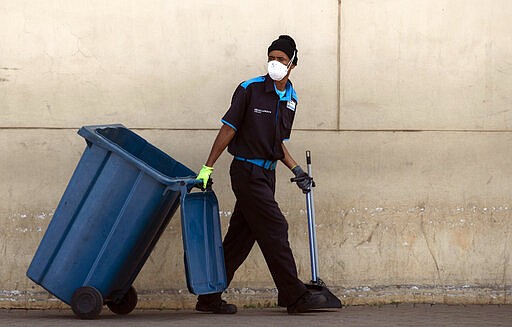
[264, 74, 298, 102]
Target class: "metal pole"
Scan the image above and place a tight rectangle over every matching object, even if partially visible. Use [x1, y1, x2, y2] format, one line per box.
[305, 151, 320, 283]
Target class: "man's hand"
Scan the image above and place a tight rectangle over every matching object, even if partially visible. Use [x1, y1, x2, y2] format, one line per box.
[291, 165, 313, 193]
[196, 165, 214, 189]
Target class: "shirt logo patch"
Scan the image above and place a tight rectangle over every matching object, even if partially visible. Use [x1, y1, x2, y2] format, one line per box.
[254, 108, 272, 114]
[286, 100, 296, 111]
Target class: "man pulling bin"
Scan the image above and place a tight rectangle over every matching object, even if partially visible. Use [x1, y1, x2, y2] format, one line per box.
[195, 35, 328, 314]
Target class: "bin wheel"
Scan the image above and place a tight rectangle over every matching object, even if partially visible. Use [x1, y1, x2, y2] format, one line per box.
[107, 286, 138, 315]
[71, 286, 103, 319]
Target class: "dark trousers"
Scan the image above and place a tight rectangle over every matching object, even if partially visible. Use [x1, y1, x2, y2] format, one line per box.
[198, 159, 307, 306]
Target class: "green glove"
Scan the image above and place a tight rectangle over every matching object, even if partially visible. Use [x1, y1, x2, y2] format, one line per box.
[196, 165, 214, 189]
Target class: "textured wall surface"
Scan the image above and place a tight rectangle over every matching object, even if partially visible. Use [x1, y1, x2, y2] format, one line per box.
[1, 0, 511, 309]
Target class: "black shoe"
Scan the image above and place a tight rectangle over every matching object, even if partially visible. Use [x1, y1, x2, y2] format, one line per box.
[195, 300, 237, 314]
[287, 292, 328, 314]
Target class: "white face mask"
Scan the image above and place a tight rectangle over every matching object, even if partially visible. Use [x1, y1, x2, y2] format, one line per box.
[268, 61, 289, 81]
[267, 51, 295, 81]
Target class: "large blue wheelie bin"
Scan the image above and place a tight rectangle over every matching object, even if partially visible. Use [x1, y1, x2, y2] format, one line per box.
[26, 124, 226, 319]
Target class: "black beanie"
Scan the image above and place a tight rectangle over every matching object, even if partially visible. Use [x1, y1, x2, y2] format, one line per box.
[268, 35, 298, 65]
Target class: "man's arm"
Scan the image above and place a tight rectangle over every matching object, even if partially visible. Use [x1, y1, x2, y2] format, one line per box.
[196, 124, 235, 188]
[282, 142, 313, 193]
[205, 124, 236, 167]
[281, 142, 298, 170]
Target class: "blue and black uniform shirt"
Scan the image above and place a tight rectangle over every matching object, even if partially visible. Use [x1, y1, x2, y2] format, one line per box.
[221, 74, 299, 161]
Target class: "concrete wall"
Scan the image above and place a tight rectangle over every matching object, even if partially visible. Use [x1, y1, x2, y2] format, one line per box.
[1, 0, 511, 308]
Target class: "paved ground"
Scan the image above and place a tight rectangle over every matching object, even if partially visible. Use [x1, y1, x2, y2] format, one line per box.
[1, 304, 511, 327]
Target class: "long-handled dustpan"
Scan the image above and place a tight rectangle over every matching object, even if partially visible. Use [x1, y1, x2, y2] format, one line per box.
[293, 151, 342, 309]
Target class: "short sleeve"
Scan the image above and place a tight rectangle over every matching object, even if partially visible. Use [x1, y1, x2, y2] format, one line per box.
[221, 85, 247, 131]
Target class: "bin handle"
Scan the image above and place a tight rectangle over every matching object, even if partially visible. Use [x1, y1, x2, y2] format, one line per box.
[163, 178, 202, 195]
[162, 178, 203, 196]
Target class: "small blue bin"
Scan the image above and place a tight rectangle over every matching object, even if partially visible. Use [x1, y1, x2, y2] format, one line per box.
[26, 124, 226, 319]
[181, 190, 227, 295]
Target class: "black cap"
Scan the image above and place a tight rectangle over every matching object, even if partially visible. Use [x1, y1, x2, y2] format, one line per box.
[267, 35, 298, 65]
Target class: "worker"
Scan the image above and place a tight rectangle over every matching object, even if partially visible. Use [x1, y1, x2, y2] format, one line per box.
[195, 35, 327, 314]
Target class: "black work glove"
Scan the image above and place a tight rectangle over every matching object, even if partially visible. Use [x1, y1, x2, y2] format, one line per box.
[291, 165, 313, 193]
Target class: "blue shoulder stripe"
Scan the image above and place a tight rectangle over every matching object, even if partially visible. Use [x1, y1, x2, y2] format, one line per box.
[241, 76, 265, 89]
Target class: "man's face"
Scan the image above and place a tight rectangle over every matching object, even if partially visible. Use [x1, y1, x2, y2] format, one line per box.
[267, 49, 295, 81]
